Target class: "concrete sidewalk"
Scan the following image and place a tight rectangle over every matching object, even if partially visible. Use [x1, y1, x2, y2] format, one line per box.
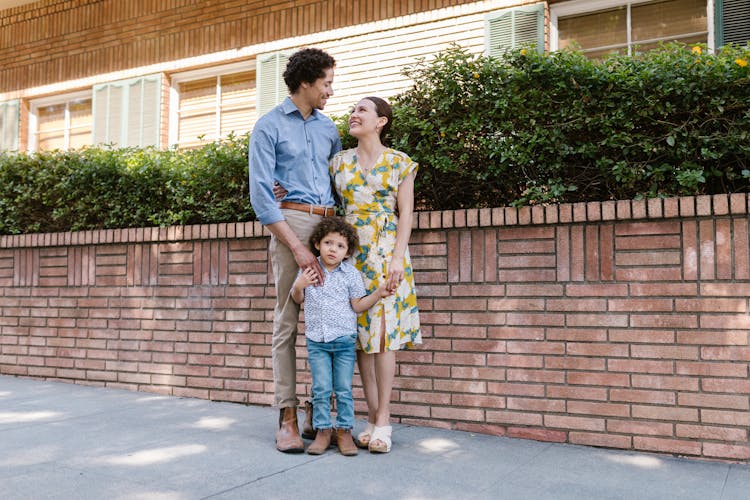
[1, 375, 749, 500]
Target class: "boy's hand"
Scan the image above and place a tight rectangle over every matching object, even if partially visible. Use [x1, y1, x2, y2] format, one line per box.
[297, 267, 319, 288]
[376, 282, 393, 298]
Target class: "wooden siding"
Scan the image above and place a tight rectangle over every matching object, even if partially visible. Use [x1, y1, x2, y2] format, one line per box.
[0, 0, 490, 94]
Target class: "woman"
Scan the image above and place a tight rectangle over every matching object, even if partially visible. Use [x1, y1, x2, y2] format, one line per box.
[329, 96, 422, 453]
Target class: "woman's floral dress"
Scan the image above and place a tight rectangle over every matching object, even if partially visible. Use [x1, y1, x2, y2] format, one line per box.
[330, 148, 422, 353]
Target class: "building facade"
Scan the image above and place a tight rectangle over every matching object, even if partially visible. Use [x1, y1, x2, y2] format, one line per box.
[0, 0, 748, 153]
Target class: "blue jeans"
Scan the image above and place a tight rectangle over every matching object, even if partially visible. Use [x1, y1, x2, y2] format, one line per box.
[307, 334, 357, 430]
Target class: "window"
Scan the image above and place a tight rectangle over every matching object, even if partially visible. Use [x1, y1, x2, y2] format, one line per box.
[93, 75, 161, 147]
[715, 0, 750, 47]
[171, 66, 255, 148]
[256, 52, 291, 117]
[485, 3, 546, 57]
[551, 0, 709, 58]
[0, 100, 20, 152]
[30, 92, 92, 152]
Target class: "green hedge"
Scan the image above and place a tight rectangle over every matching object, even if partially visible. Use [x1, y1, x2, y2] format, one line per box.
[387, 43, 750, 209]
[1, 43, 749, 234]
[0, 134, 252, 234]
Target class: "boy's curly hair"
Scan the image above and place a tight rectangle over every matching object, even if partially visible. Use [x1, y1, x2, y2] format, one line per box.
[283, 48, 335, 94]
[308, 217, 359, 257]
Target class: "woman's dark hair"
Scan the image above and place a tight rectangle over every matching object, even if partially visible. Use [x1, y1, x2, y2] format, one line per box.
[363, 96, 393, 145]
[308, 217, 359, 257]
[283, 48, 336, 94]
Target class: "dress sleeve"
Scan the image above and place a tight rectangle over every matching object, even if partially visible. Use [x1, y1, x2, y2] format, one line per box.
[398, 153, 418, 183]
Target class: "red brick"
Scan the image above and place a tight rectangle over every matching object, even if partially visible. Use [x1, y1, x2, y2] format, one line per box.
[507, 397, 565, 412]
[433, 379, 486, 393]
[632, 375, 699, 391]
[433, 325, 486, 338]
[678, 393, 749, 410]
[433, 352, 486, 366]
[608, 359, 674, 374]
[569, 432, 631, 449]
[631, 405, 698, 422]
[488, 382, 545, 397]
[508, 427, 567, 443]
[607, 419, 673, 436]
[507, 369, 565, 384]
[631, 345, 698, 360]
[452, 394, 505, 409]
[431, 406, 483, 421]
[568, 401, 630, 418]
[487, 354, 543, 368]
[610, 389, 676, 405]
[701, 378, 750, 394]
[634, 436, 702, 456]
[566, 343, 628, 357]
[451, 366, 506, 380]
[676, 361, 747, 378]
[567, 372, 630, 387]
[486, 410, 543, 427]
[703, 443, 750, 460]
[544, 357, 605, 371]
[676, 424, 746, 441]
[454, 422, 506, 437]
[701, 346, 750, 361]
[544, 415, 605, 431]
[608, 329, 675, 344]
[401, 391, 451, 405]
[452, 340, 505, 353]
[546, 386, 608, 401]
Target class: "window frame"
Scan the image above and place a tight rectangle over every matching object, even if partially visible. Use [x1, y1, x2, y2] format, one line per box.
[550, 0, 716, 54]
[28, 90, 93, 152]
[168, 61, 255, 148]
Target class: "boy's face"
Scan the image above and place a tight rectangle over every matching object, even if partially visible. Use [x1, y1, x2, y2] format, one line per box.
[315, 231, 349, 269]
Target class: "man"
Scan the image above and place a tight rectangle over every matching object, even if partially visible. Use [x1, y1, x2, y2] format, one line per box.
[249, 48, 342, 453]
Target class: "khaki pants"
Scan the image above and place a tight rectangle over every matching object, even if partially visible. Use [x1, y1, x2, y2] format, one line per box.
[269, 209, 323, 408]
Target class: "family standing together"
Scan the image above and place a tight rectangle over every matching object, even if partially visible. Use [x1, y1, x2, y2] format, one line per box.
[249, 47, 422, 456]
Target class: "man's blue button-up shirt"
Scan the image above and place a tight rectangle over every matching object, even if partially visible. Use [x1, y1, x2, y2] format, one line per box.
[248, 97, 342, 225]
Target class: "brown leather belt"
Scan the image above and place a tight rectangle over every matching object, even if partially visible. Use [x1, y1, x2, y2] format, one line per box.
[279, 201, 336, 217]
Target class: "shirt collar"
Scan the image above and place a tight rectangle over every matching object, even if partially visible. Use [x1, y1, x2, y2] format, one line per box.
[318, 256, 345, 273]
[282, 96, 320, 121]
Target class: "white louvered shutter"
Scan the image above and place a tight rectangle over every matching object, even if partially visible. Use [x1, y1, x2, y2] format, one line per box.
[485, 3, 545, 57]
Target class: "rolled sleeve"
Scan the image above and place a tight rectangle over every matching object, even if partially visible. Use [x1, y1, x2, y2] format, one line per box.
[249, 123, 284, 225]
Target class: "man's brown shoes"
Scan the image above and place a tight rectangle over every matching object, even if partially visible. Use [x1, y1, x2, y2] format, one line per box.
[335, 428, 358, 456]
[276, 406, 304, 453]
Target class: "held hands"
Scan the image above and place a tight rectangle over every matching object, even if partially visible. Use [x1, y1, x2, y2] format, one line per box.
[295, 267, 319, 288]
[292, 245, 324, 286]
[385, 259, 405, 293]
[375, 281, 394, 298]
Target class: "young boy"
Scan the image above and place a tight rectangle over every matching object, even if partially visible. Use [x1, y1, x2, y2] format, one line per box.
[290, 217, 390, 456]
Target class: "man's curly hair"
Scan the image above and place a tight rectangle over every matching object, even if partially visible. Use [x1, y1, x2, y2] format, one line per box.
[308, 217, 359, 257]
[283, 48, 335, 94]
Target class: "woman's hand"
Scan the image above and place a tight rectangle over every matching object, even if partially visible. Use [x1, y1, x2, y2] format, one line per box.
[386, 258, 405, 293]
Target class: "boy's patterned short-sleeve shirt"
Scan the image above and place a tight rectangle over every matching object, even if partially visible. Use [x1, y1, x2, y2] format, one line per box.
[301, 258, 367, 343]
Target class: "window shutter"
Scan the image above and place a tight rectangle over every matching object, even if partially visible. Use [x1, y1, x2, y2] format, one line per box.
[486, 3, 545, 57]
[0, 100, 20, 151]
[93, 75, 161, 147]
[256, 52, 290, 117]
[715, 0, 750, 47]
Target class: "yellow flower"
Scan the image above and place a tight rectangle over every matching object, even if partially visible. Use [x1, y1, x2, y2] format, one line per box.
[472, 72, 480, 79]
[440, 131, 446, 138]
[691, 46, 702, 54]
[520, 49, 527, 56]
[736, 58, 748, 67]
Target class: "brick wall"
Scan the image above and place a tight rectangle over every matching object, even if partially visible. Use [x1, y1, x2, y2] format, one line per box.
[2, 194, 750, 462]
